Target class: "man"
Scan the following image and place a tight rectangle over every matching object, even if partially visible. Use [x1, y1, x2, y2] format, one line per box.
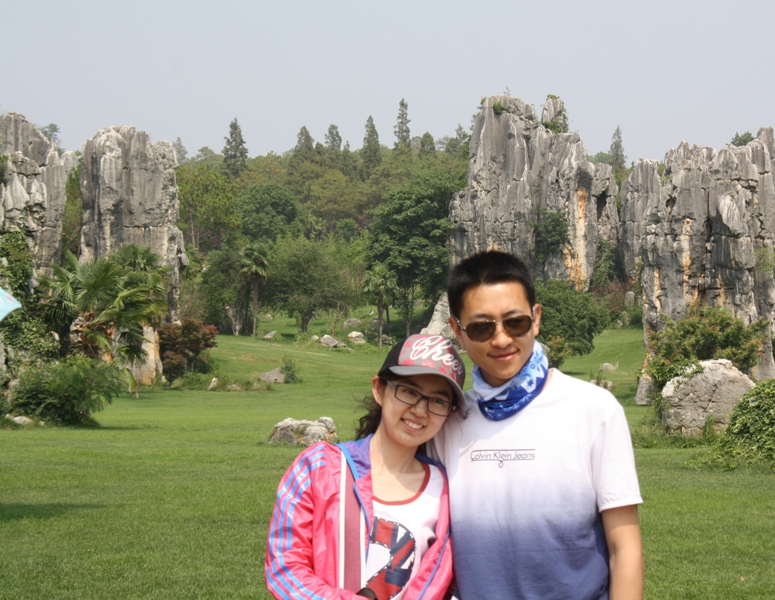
[430, 250, 643, 600]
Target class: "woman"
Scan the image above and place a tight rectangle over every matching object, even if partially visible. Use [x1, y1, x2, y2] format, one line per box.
[265, 334, 465, 600]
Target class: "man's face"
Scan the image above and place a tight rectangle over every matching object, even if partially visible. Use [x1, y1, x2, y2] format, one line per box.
[449, 281, 541, 388]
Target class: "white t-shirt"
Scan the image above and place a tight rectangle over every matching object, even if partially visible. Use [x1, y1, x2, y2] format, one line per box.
[363, 463, 443, 600]
[430, 370, 642, 600]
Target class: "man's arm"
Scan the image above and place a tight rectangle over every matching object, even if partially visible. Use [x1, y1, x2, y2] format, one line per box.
[602, 504, 644, 600]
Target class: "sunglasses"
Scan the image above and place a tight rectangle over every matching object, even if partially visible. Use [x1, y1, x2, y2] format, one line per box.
[455, 310, 534, 343]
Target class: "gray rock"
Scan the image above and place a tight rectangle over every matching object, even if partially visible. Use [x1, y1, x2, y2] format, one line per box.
[421, 292, 456, 339]
[343, 318, 362, 329]
[319, 334, 346, 348]
[11, 415, 34, 425]
[590, 379, 613, 391]
[260, 367, 285, 384]
[449, 94, 620, 289]
[0, 113, 77, 272]
[601, 363, 617, 372]
[347, 331, 366, 345]
[621, 131, 775, 377]
[625, 291, 636, 306]
[80, 125, 188, 323]
[207, 377, 219, 391]
[661, 359, 755, 436]
[226, 384, 242, 391]
[634, 372, 654, 405]
[270, 417, 338, 446]
[310, 335, 319, 342]
[540, 96, 566, 131]
[264, 331, 278, 339]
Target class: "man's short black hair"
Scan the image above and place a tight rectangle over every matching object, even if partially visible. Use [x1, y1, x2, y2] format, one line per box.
[448, 250, 536, 318]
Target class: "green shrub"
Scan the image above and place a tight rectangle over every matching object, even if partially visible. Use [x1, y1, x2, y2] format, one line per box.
[536, 280, 610, 361]
[529, 208, 569, 261]
[9, 356, 123, 424]
[492, 101, 505, 115]
[693, 380, 775, 470]
[281, 355, 300, 383]
[0, 154, 8, 186]
[647, 305, 767, 392]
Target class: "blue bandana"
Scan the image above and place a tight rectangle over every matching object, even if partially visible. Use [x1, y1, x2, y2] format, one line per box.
[472, 341, 549, 421]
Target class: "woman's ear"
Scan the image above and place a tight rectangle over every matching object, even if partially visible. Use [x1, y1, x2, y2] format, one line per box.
[372, 375, 385, 407]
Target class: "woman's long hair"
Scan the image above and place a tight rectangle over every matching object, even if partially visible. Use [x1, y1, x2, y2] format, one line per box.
[354, 377, 389, 440]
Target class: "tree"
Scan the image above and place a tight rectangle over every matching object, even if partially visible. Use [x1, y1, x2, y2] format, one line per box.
[369, 165, 466, 336]
[308, 169, 365, 223]
[39, 123, 62, 150]
[393, 98, 411, 153]
[62, 165, 83, 257]
[40, 247, 168, 364]
[535, 280, 610, 367]
[418, 132, 436, 160]
[239, 241, 270, 337]
[731, 131, 755, 147]
[236, 183, 301, 243]
[609, 126, 627, 183]
[264, 236, 355, 332]
[361, 115, 382, 179]
[176, 164, 239, 251]
[200, 248, 249, 335]
[442, 124, 469, 159]
[190, 146, 221, 166]
[324, 124, 342, 153]
[173, 137, 188, 164]
[363, 263, 397, 347]
[158, 318, 218, 380]
[293, 126, 315, 163]
[222, 118, 248, 180]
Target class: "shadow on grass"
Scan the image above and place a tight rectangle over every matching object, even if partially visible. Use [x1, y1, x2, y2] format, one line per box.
[0, 503, 105, 522]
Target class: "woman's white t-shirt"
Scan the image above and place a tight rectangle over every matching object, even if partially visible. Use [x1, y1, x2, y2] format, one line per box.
[363, 463, 443, 600]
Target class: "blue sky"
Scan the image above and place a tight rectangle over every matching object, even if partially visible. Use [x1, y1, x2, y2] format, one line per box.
[3, 0, 773, 164]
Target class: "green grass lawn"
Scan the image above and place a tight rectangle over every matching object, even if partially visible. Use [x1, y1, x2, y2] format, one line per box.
[2, 326, 774, 598]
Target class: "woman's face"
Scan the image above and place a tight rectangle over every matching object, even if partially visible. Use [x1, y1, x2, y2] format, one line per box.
[372, 374, 454, 450]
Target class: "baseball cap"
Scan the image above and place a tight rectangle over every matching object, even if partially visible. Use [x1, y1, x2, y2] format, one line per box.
[378, 334, 466, 407]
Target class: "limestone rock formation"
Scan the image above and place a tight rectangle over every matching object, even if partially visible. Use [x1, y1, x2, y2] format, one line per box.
[0, 112, 78, 270]
[621, 129, 775, 377]
[449, 95, 620, 289]
[80, 126, 188, 321]
[421, 292, 455, 339]
[661, 359, 755, 436]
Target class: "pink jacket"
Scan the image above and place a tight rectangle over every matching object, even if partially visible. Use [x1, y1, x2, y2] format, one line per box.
[265, 436, 454, 600]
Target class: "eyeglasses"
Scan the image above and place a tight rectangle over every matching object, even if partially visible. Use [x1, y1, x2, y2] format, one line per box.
[385, 381, 456, 417]
[455, 310, 535, 343]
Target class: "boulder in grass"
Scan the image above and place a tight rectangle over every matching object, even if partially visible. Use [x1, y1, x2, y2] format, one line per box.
[319, 334, 346, 348]
[270, 417, 338, 446]
[662, 359, 755, 436]
[260, 367, 285, 384]
[348, 331, 366, 344]
[264, 331, 278, 340]
[343, 318, 362, 329]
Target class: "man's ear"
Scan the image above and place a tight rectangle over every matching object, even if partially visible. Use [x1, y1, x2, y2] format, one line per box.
[449, 316, 464, 345]
[532, 304, 542, 337]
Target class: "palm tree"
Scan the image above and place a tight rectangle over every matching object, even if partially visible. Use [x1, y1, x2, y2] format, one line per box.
[239, 241, 270, 337]
[40, 247, 169, 373]
[363, 263, 396, 348]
